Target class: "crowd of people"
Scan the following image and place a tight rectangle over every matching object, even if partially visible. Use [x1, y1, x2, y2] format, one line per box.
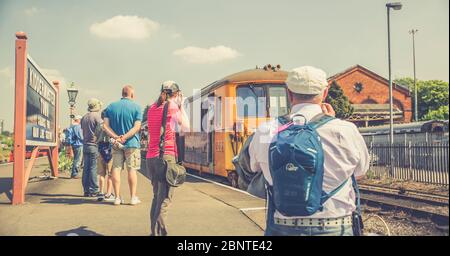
[62, 65, 369, 236]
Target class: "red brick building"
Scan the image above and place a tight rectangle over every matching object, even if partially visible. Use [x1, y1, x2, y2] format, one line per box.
[327, 65, 412, 127]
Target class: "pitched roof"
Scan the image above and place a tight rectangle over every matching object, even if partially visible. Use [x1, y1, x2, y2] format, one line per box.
[327, 64, 411, 96]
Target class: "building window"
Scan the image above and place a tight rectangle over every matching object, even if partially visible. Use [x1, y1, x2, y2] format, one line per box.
[354, 82, 364, 93]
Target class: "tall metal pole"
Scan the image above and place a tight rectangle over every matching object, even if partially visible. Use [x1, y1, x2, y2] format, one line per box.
[387, 7, 394, 147]
[410, 29, 419, 121]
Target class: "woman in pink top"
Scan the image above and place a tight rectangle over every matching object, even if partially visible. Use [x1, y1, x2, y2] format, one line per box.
[146, 81, 189, 236]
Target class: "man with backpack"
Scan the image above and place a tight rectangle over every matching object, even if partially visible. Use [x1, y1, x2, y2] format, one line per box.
[248, 66, 369, 236]
[67, 115, 83, 179]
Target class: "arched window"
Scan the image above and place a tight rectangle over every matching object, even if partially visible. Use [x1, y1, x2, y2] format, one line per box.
[384, 99, 404, 112]
[361, 98, 378, 104]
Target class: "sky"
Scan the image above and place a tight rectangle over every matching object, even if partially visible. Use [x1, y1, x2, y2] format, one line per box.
[0, 0, 448, 131]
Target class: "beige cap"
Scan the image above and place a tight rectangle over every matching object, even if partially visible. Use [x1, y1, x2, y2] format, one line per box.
[286, 66, 328, 95]
[87, 98, 102, 112]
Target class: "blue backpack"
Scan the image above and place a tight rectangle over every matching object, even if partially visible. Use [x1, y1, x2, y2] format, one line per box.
[268, 113, 349, 216]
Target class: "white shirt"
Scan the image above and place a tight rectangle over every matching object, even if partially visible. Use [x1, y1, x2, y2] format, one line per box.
[249, 103, 370, 219]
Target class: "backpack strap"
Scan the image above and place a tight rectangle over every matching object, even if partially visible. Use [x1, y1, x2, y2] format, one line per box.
[277, 114, 291, 125]
[158, 102, 170, 159]
[351, 174, 361, 214]
[319, 174, 361, 209]
[308, 113, 335, 130]
[320, 178, 349, 205]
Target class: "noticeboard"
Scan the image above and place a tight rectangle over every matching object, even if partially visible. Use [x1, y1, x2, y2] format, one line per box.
[25, 56, 57, 146]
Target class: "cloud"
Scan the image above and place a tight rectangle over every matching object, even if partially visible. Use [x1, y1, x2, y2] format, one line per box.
[0, 67, 14, 87]
[24, 7, 43, 16]
[171, 33, 182, 39]
[0, 67, 67, 89]
[82, 88, 101, 96]
[0, 67, 12, 77]
[173, 45, 241, 64]
[90, 15, 160, 40]
[41, 68, 67, 88]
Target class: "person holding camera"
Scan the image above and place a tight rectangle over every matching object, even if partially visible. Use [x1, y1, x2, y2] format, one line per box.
[248, 66, 369, 236]
[146, 81, 189, 236]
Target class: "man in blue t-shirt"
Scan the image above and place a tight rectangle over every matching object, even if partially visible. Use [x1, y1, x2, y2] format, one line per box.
[68, 115, 84, 178]
[103, 85, 142, 206]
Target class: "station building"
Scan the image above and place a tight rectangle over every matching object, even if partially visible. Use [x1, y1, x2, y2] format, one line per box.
[328, 65, 412, 127]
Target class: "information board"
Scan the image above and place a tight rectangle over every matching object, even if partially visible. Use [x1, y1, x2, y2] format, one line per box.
[25, 56, 57, 146]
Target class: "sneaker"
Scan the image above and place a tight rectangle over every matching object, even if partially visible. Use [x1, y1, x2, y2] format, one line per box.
[97, 193, 105, 202]
[130, 197, 141, 206]
[114, 197, 124, 206]
[103, 194, 116, 202]
[89, 192, 99, 197]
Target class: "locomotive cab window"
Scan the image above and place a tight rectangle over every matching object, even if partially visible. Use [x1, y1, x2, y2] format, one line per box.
[268, 86, 288, 117]
[236, 85, 266, 118]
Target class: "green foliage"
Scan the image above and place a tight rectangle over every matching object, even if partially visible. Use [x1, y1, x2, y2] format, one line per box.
[1, 131, 12, 137]
[58, 148, 73, 172]
[394, 77, 415, 89]
[0, 135, 12, 163]
[423, 105, 449, 120]
[325, 81, 354, 119]
[142, 105, 150, 123]
[394, 78, 449, 120]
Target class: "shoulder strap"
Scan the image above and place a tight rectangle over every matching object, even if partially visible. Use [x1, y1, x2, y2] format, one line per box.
[277, 114, 291, 125]
[159, 102, 170, 159]
[320, 174, 361, 209]
[308, 113, 335, 129]
[320, 178, 348, 205]
[351, 174, 361, 214]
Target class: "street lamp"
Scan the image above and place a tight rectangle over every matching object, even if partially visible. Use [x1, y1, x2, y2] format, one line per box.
[67, 82, 79, 121]
[386, 2, 402, 147]
[409, 29, 419, 122]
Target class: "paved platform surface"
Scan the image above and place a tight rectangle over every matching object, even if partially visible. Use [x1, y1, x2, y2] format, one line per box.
[0, 158, 266, 236]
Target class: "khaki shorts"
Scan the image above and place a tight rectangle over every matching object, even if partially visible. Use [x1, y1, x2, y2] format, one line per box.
[97, 156, 112, 176]
[112, 148, 141, 172]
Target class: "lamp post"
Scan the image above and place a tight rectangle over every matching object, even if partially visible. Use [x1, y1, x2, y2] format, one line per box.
[386, 2, 402, 177]
[409, 29, 419, 121]
[386, 2, 402, 147]
[67, 82, 79, 125]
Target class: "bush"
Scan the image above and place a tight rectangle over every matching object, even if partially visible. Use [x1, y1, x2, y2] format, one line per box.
[58, 149, 73, 172]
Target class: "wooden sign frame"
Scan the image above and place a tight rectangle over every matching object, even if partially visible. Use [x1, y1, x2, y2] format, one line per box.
[12, 32, 60, 205]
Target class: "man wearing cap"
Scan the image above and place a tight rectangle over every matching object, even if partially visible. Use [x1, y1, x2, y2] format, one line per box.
[67, 115, 83, 179]
[248, 66, 369, 236]
[103, 85, 143, 206]
[146, 81, 189, 236]
[80, 98, 103, 197]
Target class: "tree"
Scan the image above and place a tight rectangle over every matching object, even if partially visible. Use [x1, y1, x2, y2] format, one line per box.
[325, 81, 354, 119]
[423, 105, 449, 120]
[395, 78, 449, 120]
[417, 80, 449, 120]
[142, 105, 150, 123]
[1, 131, 11, 137]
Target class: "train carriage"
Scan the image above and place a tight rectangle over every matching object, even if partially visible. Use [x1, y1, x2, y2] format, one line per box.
[182, 66, 289, 186]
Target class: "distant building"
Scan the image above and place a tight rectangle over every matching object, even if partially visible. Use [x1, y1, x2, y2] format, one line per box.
[328, 65, 412, 127]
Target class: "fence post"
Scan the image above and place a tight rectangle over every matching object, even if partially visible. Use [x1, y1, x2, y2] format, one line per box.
[408, 141, 412, 181]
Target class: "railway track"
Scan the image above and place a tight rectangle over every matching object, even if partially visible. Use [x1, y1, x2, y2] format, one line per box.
[189, 170, 449, 227]
[359, 185, 449, 226]
[359, 184, 449, 206]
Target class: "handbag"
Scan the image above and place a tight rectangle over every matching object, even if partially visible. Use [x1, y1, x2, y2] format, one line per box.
[232, 134, 266, 199]
[154, 101, 187, 186]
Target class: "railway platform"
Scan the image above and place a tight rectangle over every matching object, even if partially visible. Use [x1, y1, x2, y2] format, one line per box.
[0, 158, 265, 236]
